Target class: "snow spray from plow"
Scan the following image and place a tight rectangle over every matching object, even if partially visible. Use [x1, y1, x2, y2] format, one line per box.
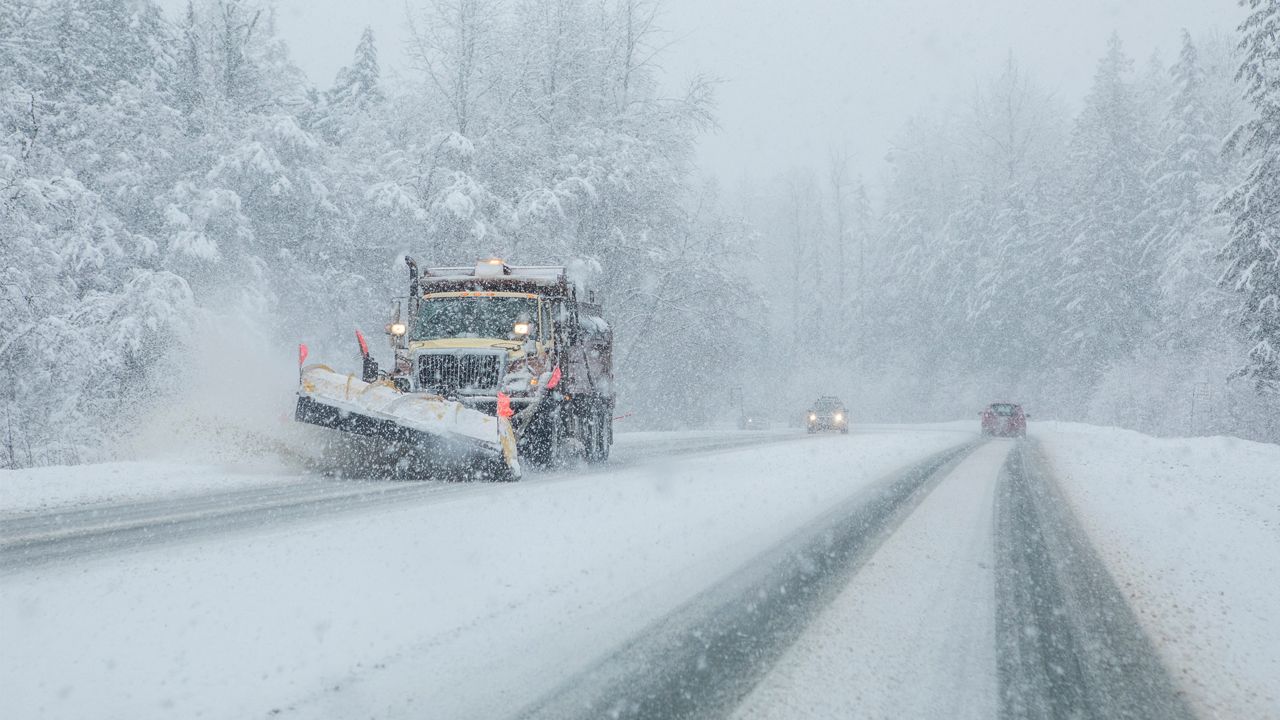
[295, 364, 521, 481]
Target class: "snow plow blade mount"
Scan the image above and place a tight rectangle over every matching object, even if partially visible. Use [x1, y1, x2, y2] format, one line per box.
[295, 365, 520, 481]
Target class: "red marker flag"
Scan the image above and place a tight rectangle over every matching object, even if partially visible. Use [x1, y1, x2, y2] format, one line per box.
[546, 366, 562, 390]
[355, 329, 369, 358]
[298, 343, 309, 367]
[496, 392, 514, 418]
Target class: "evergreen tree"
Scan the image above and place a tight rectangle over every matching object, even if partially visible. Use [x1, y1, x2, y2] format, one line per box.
[1152, 32, 1217, 235]
[1219, 0, 1280, 390]
[1056, 33, 1154, 378]
[1145, 30, 1222, 339]
[329, 26, 383, 111]
[316, 26, 384, 142]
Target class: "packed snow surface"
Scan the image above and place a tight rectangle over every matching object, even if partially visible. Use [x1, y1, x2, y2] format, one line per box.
[0, 428, 800, 516]
[734, 441, 1008, 719]
[0, 460, 307, 516]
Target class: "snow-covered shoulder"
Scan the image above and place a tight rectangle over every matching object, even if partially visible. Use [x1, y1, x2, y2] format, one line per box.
[1038, 422, 1280, 718]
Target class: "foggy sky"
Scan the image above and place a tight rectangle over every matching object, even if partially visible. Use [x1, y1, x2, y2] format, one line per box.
[179, 0, 1243, 185]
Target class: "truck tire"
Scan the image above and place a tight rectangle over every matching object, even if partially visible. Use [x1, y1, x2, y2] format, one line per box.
[595, 409, 612, 463]
[584, 404, 611, 464]
[521, 403, 561, 469]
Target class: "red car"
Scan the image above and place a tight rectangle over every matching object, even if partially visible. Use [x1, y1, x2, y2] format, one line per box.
[980, 403, 1027, 438]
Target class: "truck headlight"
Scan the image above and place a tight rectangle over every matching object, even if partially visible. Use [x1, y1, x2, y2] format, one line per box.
[835, 413, 844, 422]
[513, 321, 531, 336]
[388, 322, 407, 336]
[809, 413, 817, 421]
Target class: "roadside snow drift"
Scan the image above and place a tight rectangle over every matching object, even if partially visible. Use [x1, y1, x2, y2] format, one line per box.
[1040, 422, 1280, 719]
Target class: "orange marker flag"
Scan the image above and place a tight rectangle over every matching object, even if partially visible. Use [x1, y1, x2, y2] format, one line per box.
[546, 366, 562, 390]
[497, 392, 514, 418]
[299, 343, 309, 366]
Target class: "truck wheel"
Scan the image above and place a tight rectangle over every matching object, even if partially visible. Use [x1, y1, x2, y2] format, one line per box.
[585, 406, 611, 464]
[521, 404, 561, 469]
[482, 457, 519, 482]
[596, 411, 611, 462]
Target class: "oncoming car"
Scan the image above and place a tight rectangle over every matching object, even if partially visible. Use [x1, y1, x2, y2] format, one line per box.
[980, 402, 1028, 438]
[807, 396, 849, 434]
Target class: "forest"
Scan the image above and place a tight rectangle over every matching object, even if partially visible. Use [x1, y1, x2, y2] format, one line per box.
[2, 0, 1279, 466]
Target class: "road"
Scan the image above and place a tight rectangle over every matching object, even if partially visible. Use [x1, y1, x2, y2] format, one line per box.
[0, 430, 810, 572]
[0, 427, 1195, 720]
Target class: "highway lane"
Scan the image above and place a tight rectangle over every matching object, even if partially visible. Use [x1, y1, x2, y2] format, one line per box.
[0, 429, 816, 572]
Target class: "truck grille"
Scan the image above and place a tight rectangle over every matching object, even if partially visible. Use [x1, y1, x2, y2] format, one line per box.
[418, 354, 501, 393]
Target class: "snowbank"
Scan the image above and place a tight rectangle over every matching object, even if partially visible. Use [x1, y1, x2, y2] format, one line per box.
[1039, 422, 1280, 718]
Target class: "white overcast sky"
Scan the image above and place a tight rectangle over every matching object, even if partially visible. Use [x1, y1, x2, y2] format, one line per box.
[171, 0, 1243, 184]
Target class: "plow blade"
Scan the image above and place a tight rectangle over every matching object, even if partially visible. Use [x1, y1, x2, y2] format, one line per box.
[295, 365, 520, 481]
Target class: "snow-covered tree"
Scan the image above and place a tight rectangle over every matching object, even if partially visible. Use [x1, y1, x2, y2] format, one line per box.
[314, 26, 384, 143]
[1135, 31, 1227, 353]
[331, 26, 383, 111]
[1148, 32, 1218, 248]
[1055, 34, 1155, 380]
[38, 0, 172, 102]
[406, 0, 504, 136]
[1219, 0, 1280, 390]
[0, 0, 758, 462]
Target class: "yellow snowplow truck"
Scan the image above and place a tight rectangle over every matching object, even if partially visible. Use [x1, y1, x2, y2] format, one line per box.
[295, 258, 614, 479]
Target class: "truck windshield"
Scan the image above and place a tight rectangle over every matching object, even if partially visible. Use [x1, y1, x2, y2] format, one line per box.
[413, 296, 537, 341]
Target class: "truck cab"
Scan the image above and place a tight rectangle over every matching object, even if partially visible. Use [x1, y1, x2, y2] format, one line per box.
[379, 258, 614, 465]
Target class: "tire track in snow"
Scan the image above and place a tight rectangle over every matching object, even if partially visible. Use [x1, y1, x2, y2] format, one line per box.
[0, 431, 817, 572]
[513, 440, 982, 720]
[994, 440, 1196, 720]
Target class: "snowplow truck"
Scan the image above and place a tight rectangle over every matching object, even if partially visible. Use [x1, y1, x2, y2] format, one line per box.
[295, 258, 614, 477]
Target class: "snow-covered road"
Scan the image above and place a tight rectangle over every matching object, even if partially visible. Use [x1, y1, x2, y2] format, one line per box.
[0, 431, 816, 571]
[734, 441, 1008, 720]
[2, 427, 962, 720]
[2, 424, 1276, 720]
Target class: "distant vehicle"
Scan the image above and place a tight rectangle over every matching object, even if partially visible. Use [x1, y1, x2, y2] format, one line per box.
[980, 402, 1028, 438]
[739, 411, 772, 431]
[807, 396, 849, 434]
